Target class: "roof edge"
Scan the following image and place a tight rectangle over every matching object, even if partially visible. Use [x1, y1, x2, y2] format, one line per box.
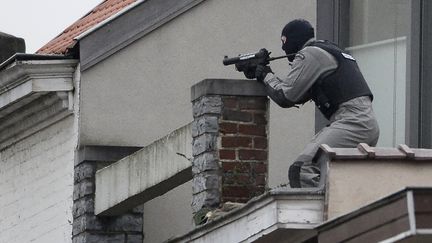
[75, 0, 146, 41]
[79, 0, 207, 71]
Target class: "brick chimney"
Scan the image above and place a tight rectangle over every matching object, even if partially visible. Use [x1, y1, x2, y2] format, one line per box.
[191, 79, 269, 215]
[0, 32, 25, 64]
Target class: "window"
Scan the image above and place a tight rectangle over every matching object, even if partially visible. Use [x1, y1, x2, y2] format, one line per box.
[343, 0, 411, 147]
[317, 0, 432, 147]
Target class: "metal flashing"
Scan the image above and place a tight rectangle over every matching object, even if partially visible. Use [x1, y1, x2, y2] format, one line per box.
[75, 0, 146, 41]
[407, 190, 417, 233]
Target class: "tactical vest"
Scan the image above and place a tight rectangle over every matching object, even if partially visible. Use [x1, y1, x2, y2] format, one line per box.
[306, 40, 373, 120]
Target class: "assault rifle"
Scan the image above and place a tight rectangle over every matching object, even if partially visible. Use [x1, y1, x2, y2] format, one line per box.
[223, 48, 292, 78]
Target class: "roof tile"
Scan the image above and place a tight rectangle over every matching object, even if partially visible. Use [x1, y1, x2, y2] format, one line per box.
[37, 0, 137, 55]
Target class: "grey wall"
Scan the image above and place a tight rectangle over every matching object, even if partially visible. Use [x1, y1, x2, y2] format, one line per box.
[143, 181, 193, 243]
[79, 0, 315, 241]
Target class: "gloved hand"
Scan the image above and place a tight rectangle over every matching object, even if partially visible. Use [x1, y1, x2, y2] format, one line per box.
[255, 64, 273, 82]
[241, 65, 257, 79]
[259, 48, 271, 60]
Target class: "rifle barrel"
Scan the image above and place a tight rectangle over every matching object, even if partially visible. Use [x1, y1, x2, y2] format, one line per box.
[268, 54, 295, 61]
[223, 53, 295, 66]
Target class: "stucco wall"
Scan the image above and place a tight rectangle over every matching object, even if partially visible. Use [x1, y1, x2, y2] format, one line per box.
[143, 181, 193, 243]
[80, 0, 316, 241]
[80, 0, 315, 185]
[0, 116, 76, 243]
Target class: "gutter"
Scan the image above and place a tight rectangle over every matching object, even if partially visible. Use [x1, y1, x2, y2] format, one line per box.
[0, 53, 73, 71]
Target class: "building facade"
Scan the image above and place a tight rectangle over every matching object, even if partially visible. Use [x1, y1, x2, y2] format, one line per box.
[1, 0, 431, 242]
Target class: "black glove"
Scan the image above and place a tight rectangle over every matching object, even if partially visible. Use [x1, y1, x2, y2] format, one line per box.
[241, 64, 257, 79]
[244, 68, 256, 79]
[259, 48, 270, 60]
[255, 64, 273, 82]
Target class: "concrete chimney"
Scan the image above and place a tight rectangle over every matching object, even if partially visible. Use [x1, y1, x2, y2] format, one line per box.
[0, 32, 25, 64]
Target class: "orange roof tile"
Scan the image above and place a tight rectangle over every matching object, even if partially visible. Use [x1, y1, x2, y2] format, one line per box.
[37, 0, 137, 55]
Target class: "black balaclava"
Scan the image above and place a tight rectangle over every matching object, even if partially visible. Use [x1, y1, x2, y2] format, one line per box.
[281, 19, 315, 61]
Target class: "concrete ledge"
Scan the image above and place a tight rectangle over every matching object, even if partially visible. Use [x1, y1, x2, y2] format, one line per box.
[0, 59, 77, 109]
[0, 57, 78, 150]
[95, 124, 193, 216]
[75, 146, 142, 166]
[170, 188, 324, 243]
[191, 79, 267, 101]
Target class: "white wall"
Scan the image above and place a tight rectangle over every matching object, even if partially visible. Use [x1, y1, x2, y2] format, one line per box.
[0, 117, 76, 243]
[80, 0, 316, 241]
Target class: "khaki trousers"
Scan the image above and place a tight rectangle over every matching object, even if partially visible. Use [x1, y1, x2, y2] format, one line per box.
[294, 96, 380, 187]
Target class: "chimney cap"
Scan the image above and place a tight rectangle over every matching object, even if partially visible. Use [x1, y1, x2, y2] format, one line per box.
[0, 31, 26, 64]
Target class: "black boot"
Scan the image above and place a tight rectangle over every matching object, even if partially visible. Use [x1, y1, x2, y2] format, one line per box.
[288, 161, 303, 188]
